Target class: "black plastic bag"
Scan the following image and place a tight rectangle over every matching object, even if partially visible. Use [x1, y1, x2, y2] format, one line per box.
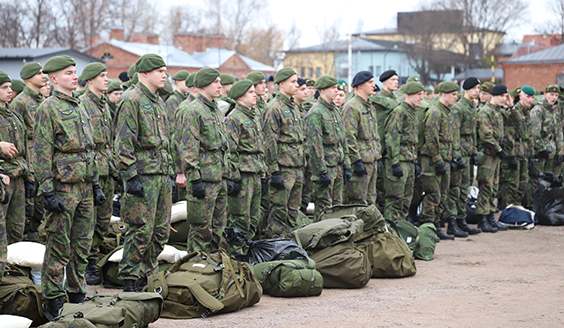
[465, 196, 479, 224]
[533, 173, 564, 225]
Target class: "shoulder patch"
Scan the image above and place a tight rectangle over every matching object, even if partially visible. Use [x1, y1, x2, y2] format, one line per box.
[283, 109, 291, 114]
[143, 104, 153, 110]
[30, 104, 37, 109]
[244, 120, 252, 125]
[60, 109, 73, 116]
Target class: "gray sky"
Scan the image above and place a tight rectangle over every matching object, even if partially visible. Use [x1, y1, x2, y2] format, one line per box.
[173, 0, 552, 48]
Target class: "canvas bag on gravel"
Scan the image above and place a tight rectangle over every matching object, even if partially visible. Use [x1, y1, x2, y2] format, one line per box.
[144, 250, 262, 319]
[318, 204, 387, 231]
[251, 251, 323, 297]
[99, 222, 127, 256]
[0, 265, 47, 326]
[96, 245, 124, 288]
[38, 292, 163, 328]
[385, 219, 419, 253]
[309, 242, 372, 289]
[413, 222, 436, 261]
[355, 231, 417, 278]
[292, 217, 364, 250]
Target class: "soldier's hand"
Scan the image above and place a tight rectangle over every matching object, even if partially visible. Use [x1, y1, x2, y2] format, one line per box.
[24, 180, 36, 198]
[191, 179, 206, 199]
[392, 162, 404, 177]
[538, 149, 551, 159]
[507, 156, 518, 170]
[353, 160, 367, 176]
[227, 179, 242, 197]
[270, 171, 285, 190]
[377, 159, 383, 174]
[0, 174, 9, 186]
[557, 155, 564, 166]
[456, 157, 467, 169]
[176, 173, 187, 188]
[434, 161, 447, 175]
[450, 160, 458, 171]
[528, 156, 535, 171]
[470, 153, 478, 165]
[414, 163, 422, 178]
[43, 191, 66, 213]
[497, 149, 509, 160]
[113, 173, 124, 187]
[343, 167, 352, 182]
[0, 141, 17, 159]
[126, 175, 145, 197]
[319, 172, 332, 187]
[93, 183, 107, 206]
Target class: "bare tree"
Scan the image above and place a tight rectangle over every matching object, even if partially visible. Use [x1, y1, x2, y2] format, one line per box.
[535, 0, 564, 44]
[237, 23, 284, 66]
[161, 5, 203, 44]
[206, 0, 223, 35]
[316, 20, 342, 76]
[286, 20, 302, 51]
[0, 2, 27, 47]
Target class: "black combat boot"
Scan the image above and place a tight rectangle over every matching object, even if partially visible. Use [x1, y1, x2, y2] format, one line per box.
[478, 215, 498, 233]
[435, 222, 454, 240]
[68, 292, 85, 304]
[123, 279, 137, 292]
[136, 277, 148, 292]
[85, 259, 101, 285]
[48, 296, 65, 318]
[447, 218, 469, 238]
[406, 203, 420, 226]
[456, 218, 482, 235]
[487, 212, 508, 231]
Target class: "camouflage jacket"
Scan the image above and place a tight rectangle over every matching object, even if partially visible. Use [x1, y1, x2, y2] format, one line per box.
[371, 90, 399, 155]
[80, 89, 117, 177]
[302, 97, 316, 113]
[451, 96, 477, 158]
[165, 90, 187, 131]
[530, 98, 563, 158]
[263, 92, 305, 174]
[255, 97, 267, 117]
[342, 95, 381, 164]
[10, 86, 43, 142]
[179, 93, 230, 182]
[225, 103, 265, 178]
[477, 104, 504, 156]
[516, 101, 534, 158]
[384, 101, 418, 164]
[500, 104, 526, 158]
[118, 84, 136, 106]
[0, 104, 32, 178]
[33, 91, 97, 195]
[305, 97, 350, 178]
[419, 101, 454, 163]
[114, 82, 172, 180]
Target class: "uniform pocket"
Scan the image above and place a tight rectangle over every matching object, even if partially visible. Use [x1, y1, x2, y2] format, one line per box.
[55, 157, 87, 183]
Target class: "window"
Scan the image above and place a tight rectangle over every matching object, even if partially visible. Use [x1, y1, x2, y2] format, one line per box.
[100, 52, 113, 61]
[308, 67, 313, 77]
[368, 66, 374, 74]
[316, 67, 321, 77]
[301, 67, 306, 77]
[376, 66, 381, 76]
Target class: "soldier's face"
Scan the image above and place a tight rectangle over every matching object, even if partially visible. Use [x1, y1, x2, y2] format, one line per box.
[307, 86, 315, 97]
[51, 66, 78, 92]
[383, 76, 399, 91]
[0, 82, 12, 104]
[90, 72, 108, 93]
[442, 91, 458, 106]
[40, 83, 51, 97]
[334, 90, 346, 107]
[176, 80, 189, 94]
[281, 75, 298, 96]
[254, 79, 267, 96]
[107, 90, 123, 104]
[480, 92, 491, 103]
[545, 92, 559, 105]
[202, 77, 222, 99]
[322, 85, 338, 102]
[425, 93, 435, 100]
[238, 85, 256, 108]
[520, 93, 535, 108]
[467, 84, 480, 100]
[406, 90, 425, 107]
[294, 85, 307, 103]
[28, 70, 46, 88]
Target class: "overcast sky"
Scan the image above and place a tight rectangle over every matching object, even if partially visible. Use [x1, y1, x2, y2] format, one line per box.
[174, 0, 551, 48]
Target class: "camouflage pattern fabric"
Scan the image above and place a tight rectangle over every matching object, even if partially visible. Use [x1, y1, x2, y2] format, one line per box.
[89, 175, 113, 261]
[165, 90, 187, 134]
[3, 177, 25, 244]
[419, 156, 450, 224]
[10, 86, 43, 142]
[0, 192, 5, 281]
[227, 173, 261, 240]
[266, 167, 303, 238]
[345, 161, 377, 205]
[530, 98, 563, 161]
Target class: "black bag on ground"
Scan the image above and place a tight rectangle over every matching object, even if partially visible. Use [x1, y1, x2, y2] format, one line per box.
[465, 196, 479, 224]
[533, 173, 564, 225]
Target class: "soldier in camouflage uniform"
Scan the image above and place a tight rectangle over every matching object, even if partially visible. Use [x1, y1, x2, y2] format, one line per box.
[479, 82, 494, 108]
[79, 63, 120, 285]
[165, 70, 190, 132]
[301, 79, 316, 112]
[305, 76, 350, 220]
[225, 80, 265, 240]
[217, 73, 236, 116]
[33, 57, 106, 315]
[115, 54, 172, 292]
[247, 71, 268, 115]
[106, 79, 123, 122]
[383, 82, 424, 221]
[176, 68, 230, 252]
[514, 86, 536, 208]
[342, 71, 381, 205]
[263, 68, 304, 238]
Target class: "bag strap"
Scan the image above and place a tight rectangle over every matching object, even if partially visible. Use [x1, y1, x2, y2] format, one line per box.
[178, 279, 224, 311]
[146, 271, 168, 298]
[220, 252, 245, 299]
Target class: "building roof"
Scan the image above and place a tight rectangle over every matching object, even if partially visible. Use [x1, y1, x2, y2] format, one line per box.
[352, 28, 398, 36]
[286, 38, 403, 53]
[0, 48, 100, 61]
[502, 43, 564, 64]
[453, 68, 504, 81]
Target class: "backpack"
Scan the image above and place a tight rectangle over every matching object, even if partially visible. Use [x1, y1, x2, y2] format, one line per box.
[413, 222, 436, 261]
[252, 252, 323, 297]
[319, 204, 385, 232]
[0, 265, 47, 326]
[145, 250, 262, 319]
[309, 242, 372, 289]
[291, 217, 364, 250]
[355, 231, 417, 278]
[385, 219, 419, 253]
[99, 222, 127, 256]
[38, 292, 163, 328]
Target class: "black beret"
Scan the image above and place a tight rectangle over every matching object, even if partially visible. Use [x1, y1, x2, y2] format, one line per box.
[118, 71, 129, 82]
[490, 85, 508, 96]
[352, 70, 374, 87]
[297, 78, 306, 86]
[462, 77, 480, 90]
[267, 75, 274, 82]
[379, 70, 398, 82]
[374, 85, 380, 92]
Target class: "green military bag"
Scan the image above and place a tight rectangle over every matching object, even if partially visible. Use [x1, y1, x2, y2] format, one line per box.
[309, 242, 372, 289]
[355, 231, 417, 278]
[0, 265, 47, 326]
[145, 250, 262, 319]
[168, 220, 189, 246]
[414, 222, 437, 261]
[319, 204, 386, 232]
[386, 219, 419, 253]
[38, 292, 163, 328]
[292, 217, 364, 250]
[99, 222, 127, 256]
[252, 252, 323, 297]
[96, 245, 123, 288]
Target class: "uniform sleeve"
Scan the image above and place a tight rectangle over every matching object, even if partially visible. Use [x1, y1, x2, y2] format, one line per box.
[478, 109, 501, 153]
[114, 98, 139, 180]
[172, 105, 186, 174]
[530, 106, 545, 154]
[306, 110, 326, 176]
[372, 106, 382, 160]
[225, 115, 241, 180]
[424, 109, 442, 163]
[451, 108, 462, 160]
[384, 107, 403, 165]
[502, 109, 516, 157]
[180, 106, 202, 181]
[32, 106, 54, 195]
[263, 107, 281, 174]
[342, 105, 361, 163]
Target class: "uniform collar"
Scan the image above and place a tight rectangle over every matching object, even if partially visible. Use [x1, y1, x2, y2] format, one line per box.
[174, 90, 187, 100]
[137, 82, 158, 102]
[318, 97, 336, 111]
[276, 92, 295, 109]
[23, 86, 43, 103]
[0, 103, 12, 117]
[197, 93, 219, 111]
[84, 88, 106, 107]
[235, 103, 255, 119]
[54, 90, 79, 105]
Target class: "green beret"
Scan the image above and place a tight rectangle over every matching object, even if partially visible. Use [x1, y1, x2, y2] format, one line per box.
[11, 79, 25, 93]
[403, 82, 425, 95]
[20, 62, 42, 80]
[406, 75, 421, 84]
[135, 54, 166, 73]
[480, 82, 494, 93]
[274, 68, 297, 84]
[81, 62, 107, 81]
[314, 75, 338, 90]
[424, 87, 433, 95]
[219, 73, 235, 85]
[195, 67, 220, 88]
[337, 78, 348, 87]
[0, 72, 11, 86]
[520, 85, 534, 96]
[43, 56, 76, 74]
[437, 81, 459, 93]
[246, 71, 265, 86]
[228, 79, 253, 100]
[337, 84, 346, 92]
[185, 73, 196, 88]
[545, 84, 560, 93]
[172, 70, 190, 81]
[127, 65, 137, 78]
[305, 79, 315, 87]
[107, 79, 122, 94]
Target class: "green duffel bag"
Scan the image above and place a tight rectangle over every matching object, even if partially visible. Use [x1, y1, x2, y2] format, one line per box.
[356, 231, 417, 278]
[414, 222, 436, 261]
[386, 219, 419, 253]
[252, 253, 323, 297]
[0, 265, 47, 326]
[309, 242, 372, 289]
[319, 204, 385, 232]
[99, 222, 127, 256]
[96, 245, 124, 288]
[39, 292, 163, 328]
[168, 220, 189, 245]
[292, 217, 364, 250]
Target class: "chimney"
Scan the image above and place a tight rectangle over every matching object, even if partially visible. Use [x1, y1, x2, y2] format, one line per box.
[174, 33, 206, 55]
[208, 35, 227, 49]
[146, 34, 159, 45]
[129, 33, 148, 44]
[109, 26, 125, 41]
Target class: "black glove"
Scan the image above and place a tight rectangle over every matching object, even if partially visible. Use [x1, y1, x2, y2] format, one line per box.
[456, 157, 467, 169]
[392, 162, 403, 177]
[93, 183, 107, 206]
[1, 190, 9, 205]
[557, 155, 564, 166]
[538, 149, 551, 159]
[415, 163, 422, 178]
[169, 175, 177, 195]
[498, 149, 509, 160]
[227, 179, 242, 197]
[435, 161, 447, 175]
[24, 180, 36, 199]
[126, 175, 144, 197]
[261, 177, 268, 191]
[270, 171, 285, 190]
[191, 179, 206, 199]
[470, 153, 478, 165]
[377, 159, 383, 174]
[343, 167, 352, 182]
[113, 173, 123, 187]
[528, 156, 535, 172]
[507, 156, 518, 170]
[353, 160, 367, 176]
[43, 191, 66, 213]
[319, 172, 332, 187]
[450, 160, 458, 171]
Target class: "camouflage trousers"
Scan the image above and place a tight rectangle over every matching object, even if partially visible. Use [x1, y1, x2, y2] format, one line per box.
[498, 158, 527, 210]
[527, 157, 547, 208]
[0, 185, 6, 282]
[227, 173, 261, 241]
[25, 189, 44, 238]
[376, 159, 386, 214]
[419, 156, 450, 224]
[476, 154, 500, 215]
[456, 157, 472, 219]
[445, 160, 466, 219]
[301, 157, 312, 212]
[3, 176, 25, 244]
[312, 165, 344, 221]
[384, 161, 414, 221]
[42, 181, 94, 299]
[266, 167, 303, 238]
[88, 175, 114, 261]
[118, 175, 171, 281]
[186, 179, 227, 252]
[345, 161, 377, 205]
[548, 156, 563, 176]
[259, 177, 269, 239]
